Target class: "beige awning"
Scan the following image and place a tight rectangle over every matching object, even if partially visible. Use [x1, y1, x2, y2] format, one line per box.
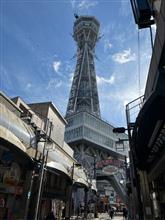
[91, 179, 97, 192]
[47, 161, 70, 177]
[0, 125, 26, 152]
[74, 178, 89, 188]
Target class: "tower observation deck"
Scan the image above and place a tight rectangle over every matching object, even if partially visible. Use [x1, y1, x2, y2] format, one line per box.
[65, 16, 129, 203]
[66, 16, 100, 118]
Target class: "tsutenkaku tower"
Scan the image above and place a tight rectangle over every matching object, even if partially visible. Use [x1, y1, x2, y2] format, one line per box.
[65, 16, 129, 204]
[66, 16, 101, 118]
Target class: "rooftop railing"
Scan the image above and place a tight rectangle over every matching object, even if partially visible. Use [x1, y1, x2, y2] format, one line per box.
[126, 95, 144, 139]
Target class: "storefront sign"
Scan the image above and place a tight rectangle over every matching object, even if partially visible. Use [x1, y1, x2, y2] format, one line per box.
[96, 158, 125, 169]
[116, 195, 122, 203]
[102, 165, 118, 175]
[3, 162, 21, 186]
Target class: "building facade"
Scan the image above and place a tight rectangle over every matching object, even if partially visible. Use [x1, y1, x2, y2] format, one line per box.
[127, 0, 165, 219]
[0, 91, 89, 220]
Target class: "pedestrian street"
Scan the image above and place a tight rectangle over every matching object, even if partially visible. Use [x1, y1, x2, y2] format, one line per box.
[71, 213, 125, 220]
[94, 213, 123, 220]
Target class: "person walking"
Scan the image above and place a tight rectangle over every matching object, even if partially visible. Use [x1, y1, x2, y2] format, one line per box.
[45, 211, 56, 220]
[109, 208, 114, 219]
[123, 207, 128, 220]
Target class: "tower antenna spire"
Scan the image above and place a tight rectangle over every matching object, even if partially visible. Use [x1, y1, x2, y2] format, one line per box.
[66, 16, 101, 118]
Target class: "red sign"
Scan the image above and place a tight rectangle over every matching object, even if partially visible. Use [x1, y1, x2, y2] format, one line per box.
[116, 195, 122, 203]
[96, 159, 124, 169]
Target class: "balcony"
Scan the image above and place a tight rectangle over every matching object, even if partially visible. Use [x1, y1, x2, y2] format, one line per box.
[65, 111, 128, 157]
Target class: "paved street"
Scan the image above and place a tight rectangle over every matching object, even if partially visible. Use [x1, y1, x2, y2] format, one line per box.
[94, 213, 123, 220]
[71, 213, 124, 220]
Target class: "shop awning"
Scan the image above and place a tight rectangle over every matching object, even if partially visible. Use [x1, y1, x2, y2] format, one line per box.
[47, 161, 70, 177]
[74, 178, 89, 188]
[91, 179, 97, 192]
[0, 125, 26, 152]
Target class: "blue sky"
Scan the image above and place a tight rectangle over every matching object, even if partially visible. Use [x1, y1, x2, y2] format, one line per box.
[0, 0, 155, 126]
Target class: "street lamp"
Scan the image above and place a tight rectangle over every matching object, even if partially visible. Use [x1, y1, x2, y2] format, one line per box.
[34, 141, 53, 220]
[116, 139, 125, 152]
[93, 154, 96, 179]
[113, 127, 127, 133]
[93, 154, 98, 218]
[34, 121, 54, 220]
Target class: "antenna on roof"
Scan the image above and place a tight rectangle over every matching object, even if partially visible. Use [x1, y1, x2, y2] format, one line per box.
[74, 13, 79, 19]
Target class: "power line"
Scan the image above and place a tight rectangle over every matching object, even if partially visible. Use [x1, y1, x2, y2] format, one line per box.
[137, 29, 141, 97]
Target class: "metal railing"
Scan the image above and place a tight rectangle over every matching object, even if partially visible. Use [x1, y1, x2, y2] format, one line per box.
[126, 95, 144, 139]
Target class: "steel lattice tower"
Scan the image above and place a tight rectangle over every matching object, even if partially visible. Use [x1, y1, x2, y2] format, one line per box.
[65, 16, 129, 205]
[66, 16, 100, 118]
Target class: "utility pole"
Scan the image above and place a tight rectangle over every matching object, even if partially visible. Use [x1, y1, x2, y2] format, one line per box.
[68, 163, 75, 220]
[34, 118, 52, 220]
[93, 155, 98, 218]
[93, 155, 96, 179]
[34, 142, 46, 220]
[66, 163, 81, 220]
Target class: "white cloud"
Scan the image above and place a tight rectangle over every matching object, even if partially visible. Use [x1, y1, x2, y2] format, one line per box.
[97, 50, 150, 126]
[99, 83, 138, 105]
[69, 72, 74, 83]
[112, 48, 136, 64]
[108, 43, 112, 49]
[67, 72, 74, 88]
[46, 79, 62, 90]
[113, 87, 138, 105]
[98, 81, 141, 125]
[53, 61, 61, 73]
[55, 81, 62, 88]
[97, 75, 115, 86]
[78, 0, 98, 10]
[71, 0, 98, 10]
[104, 39, 113, 52]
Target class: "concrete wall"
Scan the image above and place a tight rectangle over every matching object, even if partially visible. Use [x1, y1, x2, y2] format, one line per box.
[63, 142, 74, 157]
[0, 92, 21, 117]
[29, 103, 49, 129]
[144, 0, 165, 99]
[29, 102, 67, 148]
[47, 105, 65, 148]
